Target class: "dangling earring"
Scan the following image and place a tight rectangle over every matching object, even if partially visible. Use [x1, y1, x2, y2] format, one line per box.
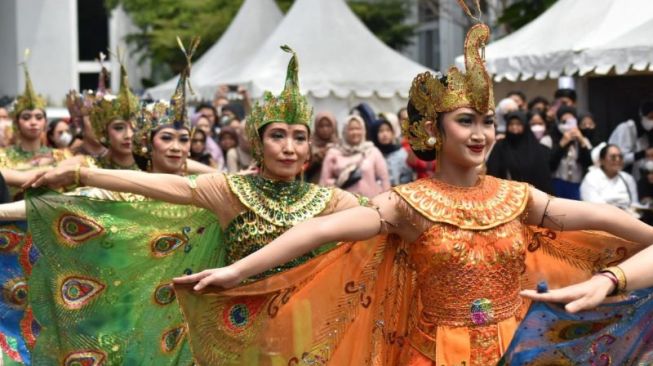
[426, 136, 437, 147]
[146, 159, 152, 172]
[300, 164, 306, 183]
[183, 161, 188, 176]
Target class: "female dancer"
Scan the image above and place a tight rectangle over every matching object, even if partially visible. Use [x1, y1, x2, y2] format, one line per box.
[0, 40, 213, 365]
[0, 56, 72, 200]
[165, 23, 652, 366]
[24, 46, 365, 364]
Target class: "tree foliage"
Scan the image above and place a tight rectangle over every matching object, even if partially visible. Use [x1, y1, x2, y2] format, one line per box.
[104, 0, 415, 85]
[497, 0, 557, 33]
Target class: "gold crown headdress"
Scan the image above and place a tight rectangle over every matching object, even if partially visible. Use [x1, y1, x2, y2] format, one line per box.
[88, 50, 139, 146]
[11, 49, 47, 118]
[65, 53, 110, 127]
[246, 45, 313, 163]
[402, 1, 494, 153]
[134, 36, 199, 158]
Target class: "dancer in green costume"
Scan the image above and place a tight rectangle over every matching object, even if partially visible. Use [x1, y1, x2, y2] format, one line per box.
[0, 38, 218, 365]
[0, 51, 73, 201]
[24, 45, 365, 364]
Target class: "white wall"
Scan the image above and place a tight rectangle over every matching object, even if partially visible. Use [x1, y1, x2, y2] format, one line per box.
[0, 1, 19, 100]
[15, 0, 77, 106]
[0, 0, 150, 107]
[109, 5, 150, 93]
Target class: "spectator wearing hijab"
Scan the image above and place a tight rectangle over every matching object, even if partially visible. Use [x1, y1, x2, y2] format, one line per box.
[306, 112, 339, 183]
[487, 111, 553, 193]
[528, 110, 552, 148]
[581, 144, 638, 212]
[350, 102, 378, 141]
[189, 129, 218, 168]
[549, 105, 593, 199]
[372, 117, 412, 186]
[495, 97, 519, 136]
[320, 115, 390, 197]
[191, 113, 224, 170]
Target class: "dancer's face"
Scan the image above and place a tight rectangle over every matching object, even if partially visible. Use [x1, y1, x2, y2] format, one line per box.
[260, 123, 310, 181]
[17, 108, 46, 141]
[107, 119, 134, 156]
[151, 127, 190, 174]
[434, 107, 495, 169]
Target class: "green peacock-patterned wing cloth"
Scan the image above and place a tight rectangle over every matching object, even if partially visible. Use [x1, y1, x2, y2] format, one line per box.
[24, 188, 224, 365]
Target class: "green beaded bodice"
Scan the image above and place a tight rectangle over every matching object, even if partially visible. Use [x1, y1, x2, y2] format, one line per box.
[224, 174, 333, 277]
[95, 155, 140, 170]
[0, 145, 53, 170]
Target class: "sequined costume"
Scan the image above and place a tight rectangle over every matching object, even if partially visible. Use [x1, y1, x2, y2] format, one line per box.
[173, 175, 643, 366]
[499, 288, 653, 365]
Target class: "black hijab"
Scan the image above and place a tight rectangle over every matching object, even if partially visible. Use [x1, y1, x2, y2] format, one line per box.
[487, 111, 554, 193]
[371, 119, 401, 155]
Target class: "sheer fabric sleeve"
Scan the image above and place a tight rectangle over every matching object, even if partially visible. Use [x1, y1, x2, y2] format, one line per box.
[320, 188, 363, 216]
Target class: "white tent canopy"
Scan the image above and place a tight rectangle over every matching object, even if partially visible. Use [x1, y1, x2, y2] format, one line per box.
[217, 0, 431, 122]
[145, 0, 283, 100]
[458, 0, 653, 81]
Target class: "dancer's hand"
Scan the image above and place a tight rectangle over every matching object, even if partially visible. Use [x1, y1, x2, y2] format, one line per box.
[520, 275, 615, 313]
[173, 265, 243, 291]
[23, 164, 76, 189]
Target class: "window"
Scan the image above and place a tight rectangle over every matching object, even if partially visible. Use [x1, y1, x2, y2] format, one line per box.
[77, 0, 109, 62]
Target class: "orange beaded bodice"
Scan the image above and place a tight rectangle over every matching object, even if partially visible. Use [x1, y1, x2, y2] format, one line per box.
[394, 176, 530, 328]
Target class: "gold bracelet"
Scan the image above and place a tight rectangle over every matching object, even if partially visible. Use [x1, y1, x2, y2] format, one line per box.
[74, 164, 82, 187]
[187, 175, 198, 204]
[600, 266, 627, 294]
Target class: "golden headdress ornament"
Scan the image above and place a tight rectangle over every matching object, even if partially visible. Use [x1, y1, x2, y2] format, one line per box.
[403, 0, 494, 152]
[88, 49, 139, 146]
[246, 45, 313, 162]
[65, 52, 110, 127]
[134, 36, 199, 159]
[12, 49, 47, 118]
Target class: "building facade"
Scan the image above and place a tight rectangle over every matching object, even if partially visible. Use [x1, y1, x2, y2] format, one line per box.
[0, 0, 149, 107]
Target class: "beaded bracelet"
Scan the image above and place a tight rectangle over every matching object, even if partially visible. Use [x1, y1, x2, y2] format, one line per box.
[599, 266, 627, 295]
[73, 164, 82, 187]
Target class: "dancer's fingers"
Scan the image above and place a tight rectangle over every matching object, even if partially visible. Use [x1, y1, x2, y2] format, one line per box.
[173, 269, 211, 284]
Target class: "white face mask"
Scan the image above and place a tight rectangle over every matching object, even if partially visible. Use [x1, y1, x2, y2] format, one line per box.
[530, 125, 546, 139]
[641, 116, 653, 131]
[57, 131, 73, 147]
[644, 159, 653, 173]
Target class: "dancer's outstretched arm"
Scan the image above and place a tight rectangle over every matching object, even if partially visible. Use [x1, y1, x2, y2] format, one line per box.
[521, 244, 653, 313]
[26, 164, 221, 209]
[527, 187, 653, 244]
[173, 191, 403, 290]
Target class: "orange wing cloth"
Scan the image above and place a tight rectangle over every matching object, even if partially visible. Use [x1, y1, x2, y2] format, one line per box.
[174, 229, 644, 366]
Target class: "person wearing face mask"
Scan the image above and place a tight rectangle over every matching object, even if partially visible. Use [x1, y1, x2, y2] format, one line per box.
[578, 112, 600, 147]
[549, 105, 593, 200]
[487, 111, 553, 193]
[528, 110, 552, 148]
[608, 99, 653, 180]
[46, 119, 73, 149]
[24, 47, 370, 364]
